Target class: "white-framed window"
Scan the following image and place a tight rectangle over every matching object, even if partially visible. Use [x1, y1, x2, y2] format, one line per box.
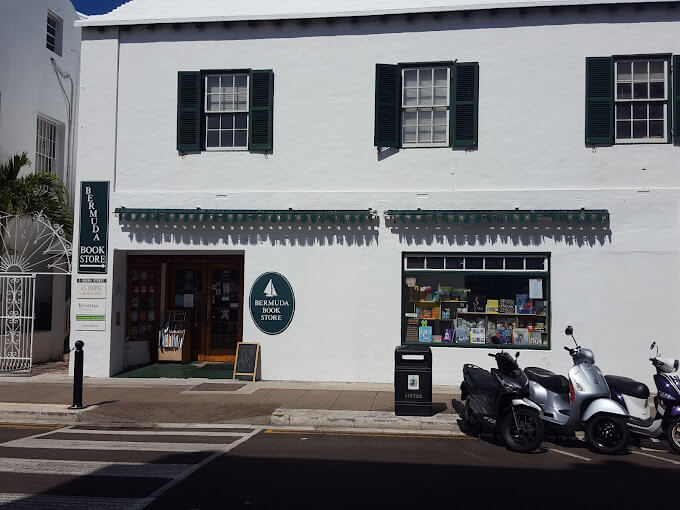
[46, 11, 62, 56]
[204, 73, 249, 150]
[35, 116, 59, 174]
[615, 58, 668, 143]
[401, 67, 449, 147]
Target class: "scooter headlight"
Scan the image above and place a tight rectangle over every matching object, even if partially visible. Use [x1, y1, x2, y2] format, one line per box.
[659, 391, 675, 401]
[499, 378, 523, 393]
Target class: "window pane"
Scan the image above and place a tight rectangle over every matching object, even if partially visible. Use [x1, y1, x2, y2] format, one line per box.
[434, 68, 447, 86]
[617, 61, 631, 81]
[633, 82, 648, 99]
[433, 109, 447, 125]
[403, 126, 417, 143]
[206, 95, 220, 111]
[434, 87, 448, 106]
[465, 257, 483, 269]
[649, 103, 663, 119]
[433, 125, 447, 143]
[504, 257, 523, 270]
[207, 131, 219, 147]
[406, 257, 425, 269]
[649, 82, 664, 99]
[616, 103, 631, 119]
[403, 110, 417, 125]
[617, 83, 631, 99]
[525, 257, 545, 270]
[207, 115, 220, 129]
[649, 120, 664, 138]
[234, 130, 247, 147]
[649, 61, 664, 80]
[445, 257, 463, 269]
[220, 113, 234, 128]
[418, 127, 431, 143]
[616, 121, 631, 139]
[234, 75, 247, 87]
[220, 130, 234, 147]
[485, 257, 503, 269]
[404, 70, 418, 87]
[207, 76, 220, 94]
[234, 113, 247, 129]
[633, 61, 647, 81]
[632, 103, 646, 119]
[633, 120, 647, 138]
[419, 69, 433, 87]
[427, 257, 444, 269]
[404, 88, 417, 106]
[236, 88, 248, 110]
[418, 87, 432, 106]
[221, 94, 235, 110]
[418, 110, 432, 126]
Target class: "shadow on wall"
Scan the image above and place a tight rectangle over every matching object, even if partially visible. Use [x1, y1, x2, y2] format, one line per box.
[118, 218, 380, 247]
[385, 217, 612, 248]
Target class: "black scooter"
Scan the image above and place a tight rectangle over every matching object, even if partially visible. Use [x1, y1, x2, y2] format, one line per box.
[459, 352, 545, 453]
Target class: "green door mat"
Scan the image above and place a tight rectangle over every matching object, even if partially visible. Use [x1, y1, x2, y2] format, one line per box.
[117, 362, 234, 379]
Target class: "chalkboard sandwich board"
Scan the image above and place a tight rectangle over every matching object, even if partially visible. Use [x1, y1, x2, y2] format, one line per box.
[233, 342, 261, 381]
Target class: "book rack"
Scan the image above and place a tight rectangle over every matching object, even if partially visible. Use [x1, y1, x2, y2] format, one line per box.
[158, 310, 191, 362]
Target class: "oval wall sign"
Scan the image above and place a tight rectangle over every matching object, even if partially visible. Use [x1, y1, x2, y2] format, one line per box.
[249, 272, 295, 335]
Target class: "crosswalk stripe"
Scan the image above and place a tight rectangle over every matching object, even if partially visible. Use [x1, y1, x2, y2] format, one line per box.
[55, 428, 247, 437]
[0, 493, 145, 510]
[2, 438, 238, 452]
[0, 458, 191, 478]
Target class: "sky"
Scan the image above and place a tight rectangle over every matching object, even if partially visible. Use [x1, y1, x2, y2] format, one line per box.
[71, 0, 128, 15]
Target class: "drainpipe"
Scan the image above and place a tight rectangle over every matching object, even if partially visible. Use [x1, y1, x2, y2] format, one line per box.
[50, 58, 74, 203]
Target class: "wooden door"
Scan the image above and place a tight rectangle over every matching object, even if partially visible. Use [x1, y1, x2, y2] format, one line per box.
[203, 260, 244, 361]
[167, 264, 205, 361]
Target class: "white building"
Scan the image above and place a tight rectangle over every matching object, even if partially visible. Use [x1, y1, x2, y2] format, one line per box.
[73, 0, 679, 388]
[0, 0, 81, 363]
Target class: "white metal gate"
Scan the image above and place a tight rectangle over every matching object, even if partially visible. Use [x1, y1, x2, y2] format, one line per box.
[0, 274, 35, 373]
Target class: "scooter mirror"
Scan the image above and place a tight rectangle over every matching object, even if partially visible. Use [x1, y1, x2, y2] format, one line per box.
[650, 341, 656, 350]
[565, 325, 573, 336]
[515, 352, 520, 359]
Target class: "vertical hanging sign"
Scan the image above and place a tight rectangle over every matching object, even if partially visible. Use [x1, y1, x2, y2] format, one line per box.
[78, 181, 109, 274]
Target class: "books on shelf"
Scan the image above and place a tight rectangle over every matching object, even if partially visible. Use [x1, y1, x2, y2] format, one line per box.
[158, 310, 188, 350]
[516, 294, 534, 314]
[418, 325, 433, 343]
[468, 295, 485, 312]
[443, 328, 454, 343]
[470, 328, 486, 344]
[455, 326, 470, 343]
[530, 331, 543, 345]
[499, 299, 515, 314]
[513, 327, 529, 345]
[485, 299, 499, 314]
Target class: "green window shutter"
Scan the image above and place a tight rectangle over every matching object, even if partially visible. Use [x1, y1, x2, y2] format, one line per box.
[374, 64, 401, 148]
[176, 71, 201, 152]
[673, 55, 680, 146]
[450, 62, 479, 148]
[249, 70, 274, 151]
[585, 57, 614, 146]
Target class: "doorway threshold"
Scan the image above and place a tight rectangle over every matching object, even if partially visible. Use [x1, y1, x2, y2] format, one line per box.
[116, 361, 234, 379]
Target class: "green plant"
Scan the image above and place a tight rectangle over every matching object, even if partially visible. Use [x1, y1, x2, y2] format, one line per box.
[0, 152, 72, 238]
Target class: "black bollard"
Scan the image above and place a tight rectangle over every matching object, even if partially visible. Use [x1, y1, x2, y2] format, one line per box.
[69, 340, 85, 409]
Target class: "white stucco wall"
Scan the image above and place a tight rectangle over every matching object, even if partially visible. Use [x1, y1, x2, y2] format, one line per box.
[73, 5, 680, 386]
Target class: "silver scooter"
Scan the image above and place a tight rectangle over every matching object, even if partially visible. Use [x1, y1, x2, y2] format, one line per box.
[525, 325, 630, 454]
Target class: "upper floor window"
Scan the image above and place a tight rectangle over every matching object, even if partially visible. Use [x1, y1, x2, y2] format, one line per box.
[615, 59, 668, 142]
[205, 73, 249, 150]
[35, 116, 60, 174]
[46, 11, 62, 56]
[374, 62, 479, 151]
[401, 67, 450, 147]
[586, 55, 678, 146]
[176, 70, 273, 153]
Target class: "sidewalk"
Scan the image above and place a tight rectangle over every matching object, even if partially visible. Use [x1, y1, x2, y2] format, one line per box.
[0, 374, 463, 435]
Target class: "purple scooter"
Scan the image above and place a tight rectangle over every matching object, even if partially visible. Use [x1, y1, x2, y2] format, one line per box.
[605, 342, 680, 454]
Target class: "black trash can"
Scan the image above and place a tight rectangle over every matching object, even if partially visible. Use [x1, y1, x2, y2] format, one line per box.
[394, 344, 432, 416]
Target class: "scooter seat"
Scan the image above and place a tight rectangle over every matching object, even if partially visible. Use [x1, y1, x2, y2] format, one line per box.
[605, 375, 650, 400]
[525, 367, 570, 395]
[463, 364, 500, 392]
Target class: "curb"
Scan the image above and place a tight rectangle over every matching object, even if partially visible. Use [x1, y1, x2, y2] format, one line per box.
[0, 404, 89, 425]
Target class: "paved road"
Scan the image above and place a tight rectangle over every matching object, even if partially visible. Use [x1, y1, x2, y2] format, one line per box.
[0, 424, 678, 509]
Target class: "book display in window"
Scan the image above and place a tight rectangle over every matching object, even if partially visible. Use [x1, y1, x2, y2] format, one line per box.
[210, 269, 241, 350]
[158, 310, 191, 362]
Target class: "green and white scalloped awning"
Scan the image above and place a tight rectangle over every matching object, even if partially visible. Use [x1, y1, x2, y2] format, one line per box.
[114, 208, 377, 224]
[384, 209, 610, 224]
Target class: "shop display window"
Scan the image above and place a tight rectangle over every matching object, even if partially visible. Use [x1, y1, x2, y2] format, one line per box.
[402, 253, 550, 349]
[128, 263, 159, 341]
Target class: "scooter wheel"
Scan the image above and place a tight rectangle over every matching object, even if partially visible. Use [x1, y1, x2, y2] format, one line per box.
[666, 419, 680, 454]
[501, 408, 545, 453]
[585, 415, 630, 455]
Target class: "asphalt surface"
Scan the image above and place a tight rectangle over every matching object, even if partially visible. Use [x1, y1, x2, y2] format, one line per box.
[0, 424, 678, 509]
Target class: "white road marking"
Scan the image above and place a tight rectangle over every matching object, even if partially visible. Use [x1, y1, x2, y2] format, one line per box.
[57, 428, 248, 437]
[0, 458, 190, 478]
[632, 450, 680, 465]
[0, 493, 142, 509]
[548, 448, 592, 461]
[0, 438, 236, 453]
[138, 426, 263, 510]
